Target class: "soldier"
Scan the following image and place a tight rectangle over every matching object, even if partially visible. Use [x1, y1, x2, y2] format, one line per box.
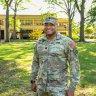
[31, 17, 80, 96]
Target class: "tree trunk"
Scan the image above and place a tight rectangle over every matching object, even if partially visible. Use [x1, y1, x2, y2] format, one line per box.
[0, 27, 1, 41]
[79, 0, 85, 42]
[68, 17, 72, 38]
[5, 5, 9, 42]
[13, 12, 17, 40]
[79, 13, 85, 41]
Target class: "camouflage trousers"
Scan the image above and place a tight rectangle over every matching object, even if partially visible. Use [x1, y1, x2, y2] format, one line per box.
[36, 87, 67, 96]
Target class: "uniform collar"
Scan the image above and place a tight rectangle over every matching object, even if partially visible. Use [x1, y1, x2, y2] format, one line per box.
[42, 32, 62, 41]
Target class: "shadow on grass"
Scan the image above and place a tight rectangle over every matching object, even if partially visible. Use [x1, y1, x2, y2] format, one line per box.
[0, 41, 35, 96]
[78, 43, 96, 87]
[0, 59, 33, 96]
[0, 41, 35, 61]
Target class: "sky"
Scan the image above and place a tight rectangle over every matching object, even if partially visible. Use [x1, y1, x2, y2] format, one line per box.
[0, 0, 93, 22]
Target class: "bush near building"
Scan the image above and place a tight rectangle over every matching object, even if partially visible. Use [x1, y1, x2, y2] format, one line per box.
[29, 29, 43, 40]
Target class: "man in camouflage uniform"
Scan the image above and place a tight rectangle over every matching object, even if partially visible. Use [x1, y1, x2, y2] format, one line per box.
[31, 17, 80, 96]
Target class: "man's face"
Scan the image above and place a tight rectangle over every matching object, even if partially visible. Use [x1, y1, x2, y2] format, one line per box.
[43, 23, 56, 36]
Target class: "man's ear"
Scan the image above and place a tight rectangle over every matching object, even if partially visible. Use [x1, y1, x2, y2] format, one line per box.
[69, 41, 76, 49]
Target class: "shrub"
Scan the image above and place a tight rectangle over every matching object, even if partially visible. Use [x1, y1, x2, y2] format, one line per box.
[29, 29, 43, 40]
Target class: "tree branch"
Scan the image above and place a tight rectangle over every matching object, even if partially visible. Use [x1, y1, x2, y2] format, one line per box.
[75, 0, 81, 13]
[10, 6, 15, 11]
[58, 10, 68, 15]
[62, 0, 68, 10]
[9, 0, 13, 6]
[71, 3, 76, 19]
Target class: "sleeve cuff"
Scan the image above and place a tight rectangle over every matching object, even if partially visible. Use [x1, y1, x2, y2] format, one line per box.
[68, 84, 76, 91]
[30, 80, 36, 84]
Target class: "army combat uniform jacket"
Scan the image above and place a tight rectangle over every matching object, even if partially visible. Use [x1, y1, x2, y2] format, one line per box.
[31, 33, 80, 96]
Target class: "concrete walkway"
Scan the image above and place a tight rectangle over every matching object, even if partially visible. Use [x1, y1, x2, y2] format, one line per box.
[85, 39, 96, 43]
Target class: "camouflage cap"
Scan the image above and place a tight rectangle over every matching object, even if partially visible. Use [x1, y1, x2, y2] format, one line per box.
[44, 17, 57, 25]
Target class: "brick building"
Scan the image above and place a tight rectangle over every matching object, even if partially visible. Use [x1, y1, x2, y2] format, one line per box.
[0, 14, 68, 40]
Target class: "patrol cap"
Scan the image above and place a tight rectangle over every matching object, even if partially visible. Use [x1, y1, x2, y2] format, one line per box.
[44, 17, 57, 25]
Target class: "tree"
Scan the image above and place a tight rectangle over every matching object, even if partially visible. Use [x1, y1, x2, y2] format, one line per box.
[41, 11, 57, 22]
[85, 25, 94, 35]
[0, 0, 13, 42]
[45, 0, 76, 38]
[10, 0, 31, 40]
[88, 0, 96, 23]
[72, 21, 79, 41]
[10, 0, 22, 40]
[9, 16, 21, 38]
[75, 0, 85, 42]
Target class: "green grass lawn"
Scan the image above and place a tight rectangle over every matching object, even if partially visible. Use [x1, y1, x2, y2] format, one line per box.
[0, 41, 96, 96]
[76, 42, 96, 96]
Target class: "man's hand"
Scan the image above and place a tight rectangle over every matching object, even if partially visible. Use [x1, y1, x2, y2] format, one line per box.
[66, 90, 74, 96]
[31, 82, 37, 92]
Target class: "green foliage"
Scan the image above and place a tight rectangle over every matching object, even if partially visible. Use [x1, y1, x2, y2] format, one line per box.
[85, 25, 94, 35]
[0, 0, 6, 6]
[72, 21, 79, 41]
[84, 24, 96, 39]
[9, 17, 21, 32]
[88, 0, 96, 23]
[11, 0, 32, 11]
[72, 34, 79, 41]
[41, 11, 57, 22]
[0, 0, 13, 8]
[45, 0, 57, 4]
[30, 29, 43, 40]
